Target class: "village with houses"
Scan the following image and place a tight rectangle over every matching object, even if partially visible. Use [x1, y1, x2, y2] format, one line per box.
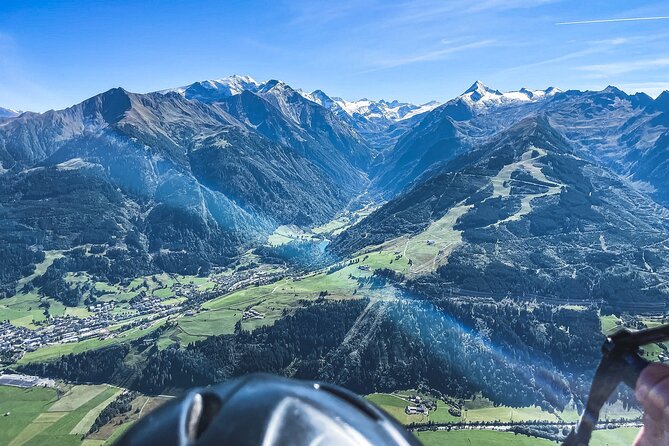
[0, 265, 283, 363]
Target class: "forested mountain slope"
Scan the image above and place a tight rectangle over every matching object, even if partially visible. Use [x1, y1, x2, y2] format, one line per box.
[0, 85, 366, 299]
[333, 117, 669, 312]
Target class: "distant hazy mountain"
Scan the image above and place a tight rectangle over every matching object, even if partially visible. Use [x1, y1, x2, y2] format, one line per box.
[322, 96, 439, 123]
[459, 80, 560, 106]
[300, 88, 440, 150]
[620, 91, 669, 202]
[0, 107, 19, 118]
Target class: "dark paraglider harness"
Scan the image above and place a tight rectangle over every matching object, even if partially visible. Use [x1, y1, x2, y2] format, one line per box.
[114, 374, 423, 446]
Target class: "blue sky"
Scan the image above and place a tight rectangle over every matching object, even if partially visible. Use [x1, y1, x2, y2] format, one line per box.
[1, 0, 669, 112]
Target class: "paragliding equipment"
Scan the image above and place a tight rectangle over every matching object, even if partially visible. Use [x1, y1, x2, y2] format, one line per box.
[115, 373, 421, 446]
[563, 324, 669, 445]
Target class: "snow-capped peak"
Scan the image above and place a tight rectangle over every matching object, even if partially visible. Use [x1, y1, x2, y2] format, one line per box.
[0, 107, 20, 118]
[301, 89, 335, 109]
[463, 81, 501, 100]
[159, 75, 441, 124]
[162, 75, 261, 101]
[218, 74, 260, 93]
[459, 81, 561, 107]
[257, 79, 293, 95]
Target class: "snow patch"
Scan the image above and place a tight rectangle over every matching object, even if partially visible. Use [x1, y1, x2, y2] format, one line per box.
[213, 138, 231, 149]
[627, 178, 657, 194]
[56, 158, 97, 170]
[161, 75, 261, 100]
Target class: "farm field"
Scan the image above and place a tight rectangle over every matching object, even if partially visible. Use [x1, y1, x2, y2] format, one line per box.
[0, 384, 119, 446]
[86, 394, 171, 444]
[369, 392, 560, 425]
[0, 384, 171, 446]
[353, 249, 412, 273]
[312, 204, 378, 236]
[416, 430, 553, 446]
[268, 204, 379, 246]
[267, 224, 319, 246]
[415, 427, 640, 445]
[0, 292, 50, 328]
[463, 405, 558, 423]
[161, 263, 371, 345]
[365, 393, 430, 425]
[368, 391, 640, 427]
[0, 385, 59, 445]
[600, 314, 622, 334]
[0, 291, 100, 329]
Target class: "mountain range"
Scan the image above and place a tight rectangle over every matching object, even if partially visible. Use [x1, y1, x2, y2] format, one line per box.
[2, 76, 669, 311]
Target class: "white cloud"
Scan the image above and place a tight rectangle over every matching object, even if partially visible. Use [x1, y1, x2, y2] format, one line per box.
[463, 0, 558, 14]
[287, 1, 375, 26]
[362, 39, 496, 72]
[347, 0, 561, 29]
[496, 46, 603, 75]
[494, 32, 669, 78]
[557, 16, 669, 25]
[577, 57, 669, 78]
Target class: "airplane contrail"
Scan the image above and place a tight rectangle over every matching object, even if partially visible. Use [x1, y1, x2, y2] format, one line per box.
[557, 16, 669, 25]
